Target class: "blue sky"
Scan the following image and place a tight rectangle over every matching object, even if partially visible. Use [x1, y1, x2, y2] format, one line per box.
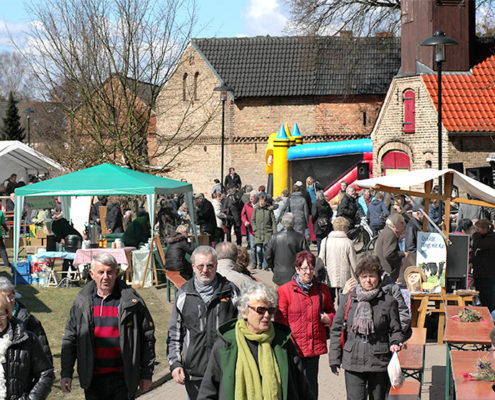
[0, 0, 290, 51]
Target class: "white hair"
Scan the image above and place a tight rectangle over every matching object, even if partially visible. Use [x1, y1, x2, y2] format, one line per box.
[237, 282, 278, 315]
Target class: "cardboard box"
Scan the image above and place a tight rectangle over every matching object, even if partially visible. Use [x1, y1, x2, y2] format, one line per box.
[35, 229, 47, 239]
[30, 238, 45, 247]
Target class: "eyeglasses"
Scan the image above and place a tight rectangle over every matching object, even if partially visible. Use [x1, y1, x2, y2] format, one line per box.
[297, 266, 315, 272]
[194, 263, 215, 271]
[248, 305, 276, 315]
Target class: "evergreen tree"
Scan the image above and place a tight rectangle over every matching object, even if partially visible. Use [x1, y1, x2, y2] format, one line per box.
[1, 91, 25, 141]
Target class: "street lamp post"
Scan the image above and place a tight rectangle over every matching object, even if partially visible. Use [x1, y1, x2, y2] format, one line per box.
[420, 30, 457, 220]
[213, 84, 234, 187]
[24, 108, 35, 146]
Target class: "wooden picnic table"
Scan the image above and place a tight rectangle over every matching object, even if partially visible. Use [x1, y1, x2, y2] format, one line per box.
[444, 306, 493, 400]
[411, 292, 477, 345]
[450, 350, 495, 400]
[444, 306, 493, 345]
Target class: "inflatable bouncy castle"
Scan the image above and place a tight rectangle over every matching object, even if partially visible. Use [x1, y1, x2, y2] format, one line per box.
[266, 123, 372, 202]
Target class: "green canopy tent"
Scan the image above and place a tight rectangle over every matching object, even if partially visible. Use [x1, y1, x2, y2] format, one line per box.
[13, 163, 197, 264]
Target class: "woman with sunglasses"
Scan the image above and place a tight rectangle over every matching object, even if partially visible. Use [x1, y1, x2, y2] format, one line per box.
[275, 250, 335, 399]
[0, 293, 54, 399]
[198, 282, 314, 400]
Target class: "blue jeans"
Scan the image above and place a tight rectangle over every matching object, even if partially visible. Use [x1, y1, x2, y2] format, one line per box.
[316, 237, 323, 255]
[247, 231, 257, 266]
[255, 243, 265, 268]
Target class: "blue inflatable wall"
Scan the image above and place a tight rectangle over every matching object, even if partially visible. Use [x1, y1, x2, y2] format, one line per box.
[287, 138, 372, 161]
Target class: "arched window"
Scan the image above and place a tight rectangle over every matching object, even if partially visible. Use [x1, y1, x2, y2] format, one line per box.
[403, 90, 415, 134]
[194, 72, 199, 101]
[182, 73, 188, 101]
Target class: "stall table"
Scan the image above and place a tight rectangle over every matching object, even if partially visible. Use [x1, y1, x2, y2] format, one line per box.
[74, 247, 136, 282]
[450, 350, 495, 400]
[411, 292, 477, 344]
[73, 247, 135, 269]
[35, 250, 77, 286]
[444, 306, 493, 400]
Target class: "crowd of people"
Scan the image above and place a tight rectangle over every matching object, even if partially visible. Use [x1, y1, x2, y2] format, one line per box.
[2, 166, 495, 400]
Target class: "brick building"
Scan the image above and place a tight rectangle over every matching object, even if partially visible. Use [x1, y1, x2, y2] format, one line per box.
[156, 35, 401, 195]
[372, 0, 495, 187]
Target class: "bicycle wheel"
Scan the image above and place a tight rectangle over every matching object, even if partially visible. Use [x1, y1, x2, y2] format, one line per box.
[365, 236, 377, 254]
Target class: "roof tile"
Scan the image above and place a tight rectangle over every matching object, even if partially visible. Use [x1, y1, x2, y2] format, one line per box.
[193, 36, 400, 97]
[423, 54, 495, 132]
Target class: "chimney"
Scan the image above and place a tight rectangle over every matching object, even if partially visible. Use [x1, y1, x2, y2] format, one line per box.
[401, 0, 475, 75]
[339, 31, 353, 38]
[375, 32, 394, 38]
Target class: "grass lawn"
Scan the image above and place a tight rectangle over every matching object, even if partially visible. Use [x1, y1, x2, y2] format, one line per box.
[1, 269, 170, 400]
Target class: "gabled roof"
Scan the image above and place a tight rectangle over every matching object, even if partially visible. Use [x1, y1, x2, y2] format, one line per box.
[422, 54, 495, 133]
[15, 163, 192, 197]
[192, 36, 401, 98]
[0, 140, 65, 173]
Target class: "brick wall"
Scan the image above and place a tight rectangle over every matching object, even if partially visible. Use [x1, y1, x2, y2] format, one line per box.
[372, 75, 495, 193]
[156, 44, 386, 195]
[372, 75, 448, 177]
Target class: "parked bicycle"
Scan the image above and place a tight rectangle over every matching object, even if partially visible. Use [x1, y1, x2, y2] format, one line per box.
[347, 216, 375, 253]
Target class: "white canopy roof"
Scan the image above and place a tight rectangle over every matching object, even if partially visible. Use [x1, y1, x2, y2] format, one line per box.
[0, 141, 65, 181]
[356, 168, 495, 205]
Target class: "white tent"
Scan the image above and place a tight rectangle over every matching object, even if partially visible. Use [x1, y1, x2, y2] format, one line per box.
[356, 168, 495, 206]
[0, 141, 65, 183]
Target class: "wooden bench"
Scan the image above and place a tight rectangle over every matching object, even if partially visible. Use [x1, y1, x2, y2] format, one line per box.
[399, 328, 427, 383]
[166, 271, 187, 302]
[388, 328, 427, 399]
[407, 327, 427, 346]
[388, 381, 421, 399]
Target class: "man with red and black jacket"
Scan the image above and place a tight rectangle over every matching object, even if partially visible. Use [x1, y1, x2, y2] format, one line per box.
[61, 253, 156, 400]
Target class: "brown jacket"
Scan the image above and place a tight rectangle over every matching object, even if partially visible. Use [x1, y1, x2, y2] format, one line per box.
[375, 226, 405, 281]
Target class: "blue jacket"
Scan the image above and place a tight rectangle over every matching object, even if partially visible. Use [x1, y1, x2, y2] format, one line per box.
[367, 199, 389, 228]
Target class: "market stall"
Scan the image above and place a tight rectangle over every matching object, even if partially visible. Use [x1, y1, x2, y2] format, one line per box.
[13, 163, 197, 264]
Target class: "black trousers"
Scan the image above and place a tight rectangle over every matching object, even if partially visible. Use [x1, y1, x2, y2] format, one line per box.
[474, 277, 495, 312]
[0, 237, 10, 266]
[301, 355, 320, 399]
[84, 372, 133, 400]
[225, 224, 242, 245]
[344, 370, 389, 400]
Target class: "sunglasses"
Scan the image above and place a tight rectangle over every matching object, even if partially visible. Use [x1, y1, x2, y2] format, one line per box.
[248, 305, 276, 315]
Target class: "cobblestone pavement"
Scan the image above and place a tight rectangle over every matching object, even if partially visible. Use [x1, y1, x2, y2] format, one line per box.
[140, 263, 448, 399]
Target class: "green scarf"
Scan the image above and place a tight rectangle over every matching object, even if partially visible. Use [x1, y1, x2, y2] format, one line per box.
[234, 319, 282, 400]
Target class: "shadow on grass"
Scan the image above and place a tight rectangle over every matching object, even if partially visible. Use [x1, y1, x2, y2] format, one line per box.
[0, 271, 52, 313]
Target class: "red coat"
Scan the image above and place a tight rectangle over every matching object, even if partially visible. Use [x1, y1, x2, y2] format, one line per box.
[275, 278, 335, 358]
[241, 202, 255, 234]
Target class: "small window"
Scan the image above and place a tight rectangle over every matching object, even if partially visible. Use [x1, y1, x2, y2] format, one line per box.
[194, 72, 199, 101]
[182, 73, 188, 101]
[403, 90, 415, 134]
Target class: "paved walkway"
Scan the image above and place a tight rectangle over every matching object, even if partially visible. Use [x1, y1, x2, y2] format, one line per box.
[140, 266, 448, 399]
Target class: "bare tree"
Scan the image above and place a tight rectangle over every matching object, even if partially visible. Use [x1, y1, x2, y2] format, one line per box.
[285, 0, 495, 36]
[0, 51, 35, 100]
[21, 0, 217, 172]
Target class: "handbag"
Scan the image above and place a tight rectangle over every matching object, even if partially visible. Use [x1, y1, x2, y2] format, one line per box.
[339, 292, 353, 358]
[316, 217, 328, 230]
[316, 281, 331, 339]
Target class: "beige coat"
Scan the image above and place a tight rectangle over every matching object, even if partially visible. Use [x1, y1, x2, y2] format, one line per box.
[318, 230, 357, 288]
